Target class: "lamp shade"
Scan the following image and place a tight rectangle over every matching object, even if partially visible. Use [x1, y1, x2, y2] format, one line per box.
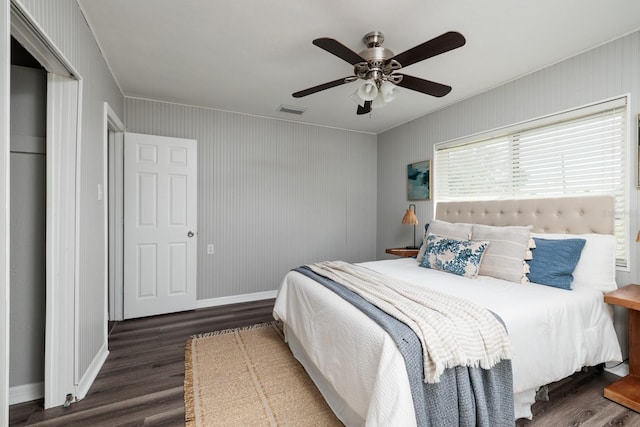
[357, 79, 378, 101]
[402, 206, 418, 225]
[402, 204, 419, 249]
[379, 80, 396, 102]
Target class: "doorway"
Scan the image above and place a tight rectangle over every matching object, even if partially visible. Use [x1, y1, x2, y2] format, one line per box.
[105, 103, 125, 323]
[11, 0, 83, 409]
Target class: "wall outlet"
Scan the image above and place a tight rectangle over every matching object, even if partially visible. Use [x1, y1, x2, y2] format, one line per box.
[207, 244, 214, 255]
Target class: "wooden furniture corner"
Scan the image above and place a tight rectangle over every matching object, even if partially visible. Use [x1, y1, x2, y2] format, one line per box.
[385, 248, 419, 258]
[604, 284, 640, 412]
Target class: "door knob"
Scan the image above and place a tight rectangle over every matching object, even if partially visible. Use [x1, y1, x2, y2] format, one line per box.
[187, 231, 195, 238]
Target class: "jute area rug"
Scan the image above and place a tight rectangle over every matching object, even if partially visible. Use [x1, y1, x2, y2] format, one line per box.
[184, 321, 343, 426]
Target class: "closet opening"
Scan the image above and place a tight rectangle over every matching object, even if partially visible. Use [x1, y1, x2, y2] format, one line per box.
[9, 36, 47, 407]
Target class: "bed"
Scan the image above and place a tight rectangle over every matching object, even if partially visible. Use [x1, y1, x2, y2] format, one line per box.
[273, 196, 623, 426]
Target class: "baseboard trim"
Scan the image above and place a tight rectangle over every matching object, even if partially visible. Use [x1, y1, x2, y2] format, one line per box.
[75, 342, 109, 401]
[196, 290, 278, 309]
[9, 381, 43, 405]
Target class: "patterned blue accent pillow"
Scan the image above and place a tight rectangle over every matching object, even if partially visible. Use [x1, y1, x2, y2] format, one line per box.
[527, 237, 586, 290]
[419, 234, 489, 278]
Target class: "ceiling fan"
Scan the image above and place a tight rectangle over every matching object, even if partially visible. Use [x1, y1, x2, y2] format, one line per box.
[292, 31, 466, 115]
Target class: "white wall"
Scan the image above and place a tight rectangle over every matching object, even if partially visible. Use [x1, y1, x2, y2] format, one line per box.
[125, 98, 378, 300]
[16, 0, 124, 385]
[377, 30, 640, 353]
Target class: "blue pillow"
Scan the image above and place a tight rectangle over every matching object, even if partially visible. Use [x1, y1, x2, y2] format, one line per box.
[527, 237, 586, 290]
[419, 234, 489, 278]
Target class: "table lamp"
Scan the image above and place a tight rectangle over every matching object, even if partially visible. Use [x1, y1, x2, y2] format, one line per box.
[402, 204, 419, 249]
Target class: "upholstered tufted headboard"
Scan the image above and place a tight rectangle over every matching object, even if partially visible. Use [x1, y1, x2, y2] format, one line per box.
[435, 196, 615, 235]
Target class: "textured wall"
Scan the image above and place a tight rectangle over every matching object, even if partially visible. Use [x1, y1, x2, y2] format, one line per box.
[377, 30, 640, 354]
[18, 0, 124, 385]
[125, 98, 378, 300]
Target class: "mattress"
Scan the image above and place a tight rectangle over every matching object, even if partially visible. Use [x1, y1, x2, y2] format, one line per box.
[273, 257, 622, 425]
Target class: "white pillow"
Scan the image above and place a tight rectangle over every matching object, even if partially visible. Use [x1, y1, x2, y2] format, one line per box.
[531, 232, 617, 293]
[473, 224, 532, 284]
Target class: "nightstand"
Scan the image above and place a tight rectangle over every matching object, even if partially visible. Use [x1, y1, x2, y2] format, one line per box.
[604, 284, 640, 411]
[385, 248, 419, 258]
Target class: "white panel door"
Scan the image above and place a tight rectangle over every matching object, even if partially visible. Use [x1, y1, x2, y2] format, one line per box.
[124, 132, 197, 319]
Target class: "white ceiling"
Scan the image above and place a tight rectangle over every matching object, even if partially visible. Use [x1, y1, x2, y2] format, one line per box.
[77, 0, 640, 134]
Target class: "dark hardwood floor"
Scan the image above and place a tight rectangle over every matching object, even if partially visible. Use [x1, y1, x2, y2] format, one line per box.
[9, 298, 640, 426]
[517, 367, 640, 426]
[9, 299, 275, 426]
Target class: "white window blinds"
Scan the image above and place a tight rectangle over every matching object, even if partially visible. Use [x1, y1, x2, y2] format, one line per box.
[434, 98, 628, 265]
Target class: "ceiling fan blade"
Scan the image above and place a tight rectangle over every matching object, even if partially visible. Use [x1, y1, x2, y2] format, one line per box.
[395, 74, 452, 97]
[391, 31, 466, 68]
[313, 38, 367, 65]
[357, 101, 372, 115]
[292, 77, 351, 98]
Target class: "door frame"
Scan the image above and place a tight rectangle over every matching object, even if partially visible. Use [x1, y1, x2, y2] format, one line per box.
[104, 102, 125, 321]
[10, 0, 83, 409]
[1, 2, 9, 423]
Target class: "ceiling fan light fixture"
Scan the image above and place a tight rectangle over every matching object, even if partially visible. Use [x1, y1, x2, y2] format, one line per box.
[371, 82, 397, 109]
[357, 79, 378, 101]
[380, 80, 396, 102]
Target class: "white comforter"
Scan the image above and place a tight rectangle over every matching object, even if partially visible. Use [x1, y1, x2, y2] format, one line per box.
[273, 258, 622, 425]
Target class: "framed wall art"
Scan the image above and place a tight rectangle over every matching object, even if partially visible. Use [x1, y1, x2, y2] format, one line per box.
[407, 160, 431, 200]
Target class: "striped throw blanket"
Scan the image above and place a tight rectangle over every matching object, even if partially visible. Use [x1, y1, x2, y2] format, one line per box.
[307, 260, 511, 383]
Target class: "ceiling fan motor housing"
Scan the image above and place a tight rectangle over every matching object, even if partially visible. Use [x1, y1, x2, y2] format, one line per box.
[359, 47, 395, 65]
[355, 32, 403, 84]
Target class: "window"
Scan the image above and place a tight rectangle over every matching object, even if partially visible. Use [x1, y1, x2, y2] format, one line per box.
[434, 98, 628, 266]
